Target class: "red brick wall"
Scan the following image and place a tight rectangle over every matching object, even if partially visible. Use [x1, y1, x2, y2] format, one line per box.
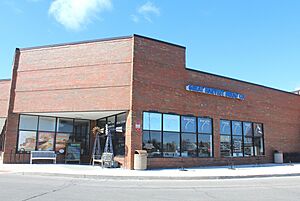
[131, 35, 300, 169]
[14, 38, 133, 113]
[4, 37, 135, 163]
[0, 80, 11, 118]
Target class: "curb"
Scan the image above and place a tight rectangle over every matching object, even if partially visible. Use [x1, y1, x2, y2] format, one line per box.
[12, 172, 300, 180]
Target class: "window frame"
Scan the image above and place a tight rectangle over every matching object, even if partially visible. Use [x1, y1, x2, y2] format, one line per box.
[16, 114, 91, 154]
[142, 111, 214, 158]
[220, 119, 265, 158]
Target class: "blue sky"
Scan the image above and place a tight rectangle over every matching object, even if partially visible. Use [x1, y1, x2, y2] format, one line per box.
[1, 0, 300, 92]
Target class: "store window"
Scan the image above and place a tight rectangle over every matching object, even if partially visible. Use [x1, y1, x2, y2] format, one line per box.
[232, 121, 243, 157]
[181, 116, 197, 157]
[220, 120, 264, 158]
[19, 115, 38, 130]
[254, 123, 264, 156]
[243, 122, 254, 156]
[17, 115, 90, 155]
[96, 113, 127, 157]
[220, 120, 231, 157]
[143, 112, 162, 131]
[198, 118, 213, 157]
[142, 112, 214, 158]
[163, 114, 180, 132]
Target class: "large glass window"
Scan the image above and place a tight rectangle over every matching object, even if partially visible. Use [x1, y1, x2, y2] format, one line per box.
[220, 120, 231, 157]
[220, 120, 264, 158]
[142, 112, 214, 158]
[57, 118, 73, 133]
[17, 115, 90, 156]
[38, 117, 56, 132]
[163, 114, 180, 132]
[243, 122, 254, 156]
[253, 123, 264, 156]
[18, 131, 37, 152]
[163, 132, 180, 157]
[181, 116, 196, 133]
[181, 116, 197, 157]
[198, 118, 213, 157]
[96, 113, 127, 157]
[74, 120, 90, 155]
[142, 131, 162, 157]
[232, 121, 243, 157]
[19, 115, 38, 130]
[37, 132, 55, 151]
[143, 112, 162, 131]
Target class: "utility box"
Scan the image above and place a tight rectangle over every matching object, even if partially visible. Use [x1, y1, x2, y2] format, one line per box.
[134, 150, 148, 170]
[274, 151, 283, 164]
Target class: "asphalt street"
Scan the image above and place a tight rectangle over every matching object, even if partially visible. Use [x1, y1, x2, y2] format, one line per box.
[0, 173, 300, 201]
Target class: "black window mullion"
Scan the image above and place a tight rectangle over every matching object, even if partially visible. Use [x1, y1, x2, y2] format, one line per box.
[35, 117, 40, 151]
[53, 117, 58, 152]
[251, 122, 255, 156]
[230, 121, 233, 157]
[161, 114, 164, 157]
[262, 124, 265, 155]
[242, 122, 245, 157]
[179, 116, 182, 157]
[196, 117, 199, 157]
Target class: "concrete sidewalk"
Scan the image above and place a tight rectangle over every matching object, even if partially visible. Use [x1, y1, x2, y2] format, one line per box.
[1, 163, 300, 180]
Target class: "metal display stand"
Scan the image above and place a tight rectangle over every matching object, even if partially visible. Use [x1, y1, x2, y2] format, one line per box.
[91, 124, 124, 167]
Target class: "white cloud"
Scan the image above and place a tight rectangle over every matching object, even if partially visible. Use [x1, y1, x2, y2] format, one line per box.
[49, 0, 112, 31]
[131, 14, 139, 23]
[133, 1, 160, 23]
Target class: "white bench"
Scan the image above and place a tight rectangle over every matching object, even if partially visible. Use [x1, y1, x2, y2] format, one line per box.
[30, 151, 57, 164]
[92, 153, 114, 168]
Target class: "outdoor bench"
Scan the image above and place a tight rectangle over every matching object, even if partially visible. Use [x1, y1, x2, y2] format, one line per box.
[30, 150, 57, 164]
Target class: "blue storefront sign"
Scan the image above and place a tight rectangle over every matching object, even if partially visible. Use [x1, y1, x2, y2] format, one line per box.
[186, 84, 245, 100]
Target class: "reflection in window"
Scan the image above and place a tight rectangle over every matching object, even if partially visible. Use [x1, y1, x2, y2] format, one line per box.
[19, 115, 38, 130]
[181, 116, 196, 133]
[143, 112, 162, 131]
[254, 123, 264, 156]
[198, 118, 212, 134]
[142, 131, 162, 157]
[198, 134, 212, 157]
[181, 133, 197, 157]
[142, 112, 213, 158]
[220, 120, 264, 158]
[243, 122, 254, 156]
[220, 120, 231, 135]
[232, 121, 242, 135]
[232, 136, 243, 157]
[57, 118, 73, 133]
[39, 117, 56, 132]
[220, 135, 231, 157]
[163, 114, 180, 132]
[163, 132, 180, 157]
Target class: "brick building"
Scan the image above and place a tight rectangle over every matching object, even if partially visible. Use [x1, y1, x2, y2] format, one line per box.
[1, 35, 300, 169]
[0, 79, 11, 151]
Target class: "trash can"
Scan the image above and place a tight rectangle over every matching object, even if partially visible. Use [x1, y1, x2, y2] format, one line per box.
[274, 151, 283, 164]
[134, 150, 148, 170]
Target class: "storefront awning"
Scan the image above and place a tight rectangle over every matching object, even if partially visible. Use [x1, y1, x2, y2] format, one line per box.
[23, 110, 127, 120]
[0, 118, 6, 133]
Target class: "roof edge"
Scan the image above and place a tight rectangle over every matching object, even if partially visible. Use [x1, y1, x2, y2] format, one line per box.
[20, 35, 133, 51]
[0, 78, 11, 82]
[186, 67, 300, 97]
[133, 34, 186, 49]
